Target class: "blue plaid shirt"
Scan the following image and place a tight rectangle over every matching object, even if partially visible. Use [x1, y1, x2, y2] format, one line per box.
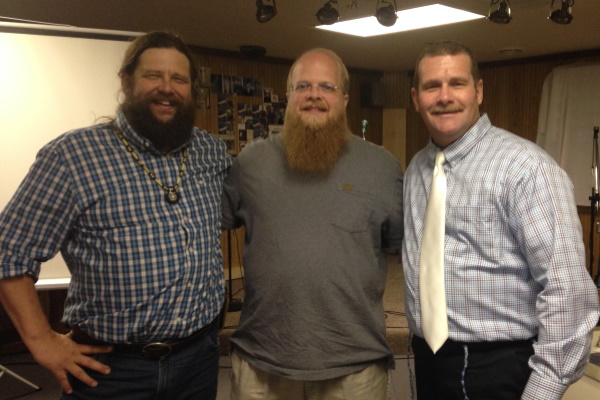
[403, 114, 599, 399]
[0, 112, 232, 343]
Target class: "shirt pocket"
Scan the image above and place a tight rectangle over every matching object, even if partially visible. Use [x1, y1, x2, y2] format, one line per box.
[447, 205, 496, 257]
[329, 185, 375, 233]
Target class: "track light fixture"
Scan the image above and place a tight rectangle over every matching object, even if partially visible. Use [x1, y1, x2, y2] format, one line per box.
[549, 0, 574, 24]
[256, 0, 277, 23]
[316, 0, 340, 25]
[487, 0, 512, 24]
[375, 0, 398, 27]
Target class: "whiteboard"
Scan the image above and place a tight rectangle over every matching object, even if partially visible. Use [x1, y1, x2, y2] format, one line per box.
[0, 32, 131, 285]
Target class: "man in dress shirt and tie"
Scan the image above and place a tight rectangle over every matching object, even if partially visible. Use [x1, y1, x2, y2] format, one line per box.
[402, 41, 599, 400]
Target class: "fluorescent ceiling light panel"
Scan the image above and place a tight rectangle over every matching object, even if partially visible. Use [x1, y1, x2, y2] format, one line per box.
[316, 4, 484, 37]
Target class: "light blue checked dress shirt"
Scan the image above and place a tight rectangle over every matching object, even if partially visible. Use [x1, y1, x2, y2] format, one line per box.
[403, 114, 599, 399]
[0, 112, 232, 343]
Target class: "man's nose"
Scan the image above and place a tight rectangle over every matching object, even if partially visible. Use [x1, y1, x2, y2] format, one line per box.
[157, 78, 174, 93]
[306, 85, 323, 99]
[436, 85, 453, 104]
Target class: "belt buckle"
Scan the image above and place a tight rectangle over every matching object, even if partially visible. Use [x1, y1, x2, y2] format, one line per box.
[142, 342, 172, 359]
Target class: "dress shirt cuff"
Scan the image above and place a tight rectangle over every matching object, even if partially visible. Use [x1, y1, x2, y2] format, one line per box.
[521, 370, 568, 400]
[0, 253, 40, 282]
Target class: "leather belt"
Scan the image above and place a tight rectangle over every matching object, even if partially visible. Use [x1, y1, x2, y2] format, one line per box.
[69, 318, 216, 359]
[413, 335, 536, 356]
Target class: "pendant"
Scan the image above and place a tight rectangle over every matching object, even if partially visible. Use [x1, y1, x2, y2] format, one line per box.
[166, 189, 180, 204]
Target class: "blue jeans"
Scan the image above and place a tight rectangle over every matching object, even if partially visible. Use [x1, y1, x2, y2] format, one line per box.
[62, 322, 220, 400]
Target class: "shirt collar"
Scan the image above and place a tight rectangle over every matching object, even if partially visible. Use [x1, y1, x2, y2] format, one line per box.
[426, 113, 492, 168]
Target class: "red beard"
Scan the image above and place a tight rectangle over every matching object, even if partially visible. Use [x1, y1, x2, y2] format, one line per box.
[281, 102, 350, 174]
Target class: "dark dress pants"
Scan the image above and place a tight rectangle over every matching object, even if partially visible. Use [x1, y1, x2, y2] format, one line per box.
[412, 335, 534, 400]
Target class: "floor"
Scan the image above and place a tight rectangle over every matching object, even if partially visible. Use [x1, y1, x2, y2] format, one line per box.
[0, 352, 415, 400]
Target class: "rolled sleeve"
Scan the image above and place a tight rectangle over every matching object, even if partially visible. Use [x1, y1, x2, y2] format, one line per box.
[0, 146, 79, 281]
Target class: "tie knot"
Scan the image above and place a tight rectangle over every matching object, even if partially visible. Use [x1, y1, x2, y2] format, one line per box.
[435, 151, 446, 167]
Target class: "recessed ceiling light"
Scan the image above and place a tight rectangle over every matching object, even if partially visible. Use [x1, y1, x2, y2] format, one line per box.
[316, 4, 484, 37]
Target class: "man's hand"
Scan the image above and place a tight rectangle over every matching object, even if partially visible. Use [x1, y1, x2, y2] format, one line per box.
[26, 331, 112, 394]
[0, 276, 112, 393]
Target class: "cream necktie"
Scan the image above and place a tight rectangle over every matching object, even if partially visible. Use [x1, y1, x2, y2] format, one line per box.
[419, 151, 448, 354]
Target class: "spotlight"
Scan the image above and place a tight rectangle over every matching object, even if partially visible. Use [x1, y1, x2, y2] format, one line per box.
[487, 0, 512, 24]
[316, 1, 340, 25]
[375, 0, 398, 27]
[549, 0, 574, 25]
[256, 0, 277, 23]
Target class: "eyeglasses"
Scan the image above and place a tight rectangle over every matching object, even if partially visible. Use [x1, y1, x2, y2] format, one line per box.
[290, 82, 341, 94]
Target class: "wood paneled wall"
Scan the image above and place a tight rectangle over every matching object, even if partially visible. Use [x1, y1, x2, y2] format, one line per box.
[381, 71, 411, 109]
[384, 49, 600, 277]
[189, 48, 384, 144]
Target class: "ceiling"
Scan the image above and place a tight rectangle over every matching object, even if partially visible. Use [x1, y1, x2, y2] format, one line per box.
[1, 0, 598, 72]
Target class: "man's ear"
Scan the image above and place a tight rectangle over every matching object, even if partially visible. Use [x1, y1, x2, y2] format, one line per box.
[411, 87, 420, 112]
[121, 74, 131, 96]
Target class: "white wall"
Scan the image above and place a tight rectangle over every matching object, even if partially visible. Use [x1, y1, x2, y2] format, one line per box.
[537, 63, 600, 206]
[0, 32, 130, 281]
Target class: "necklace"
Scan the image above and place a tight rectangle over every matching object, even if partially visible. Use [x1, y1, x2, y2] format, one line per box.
[112, 124, 188, 204]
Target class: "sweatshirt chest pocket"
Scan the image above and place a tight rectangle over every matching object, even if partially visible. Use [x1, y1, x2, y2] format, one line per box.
[329, 186, 375, 233]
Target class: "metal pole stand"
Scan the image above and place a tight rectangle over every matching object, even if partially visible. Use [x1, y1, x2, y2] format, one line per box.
[0, 363, 41, 392]
[591, 126, 600, 286]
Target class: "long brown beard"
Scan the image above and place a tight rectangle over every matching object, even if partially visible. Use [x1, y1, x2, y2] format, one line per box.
[281, 104, 350, 174]
[121, 91, 196, 153]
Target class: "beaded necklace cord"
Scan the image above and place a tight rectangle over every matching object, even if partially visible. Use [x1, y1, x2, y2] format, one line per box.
[111, 124, 187, 204]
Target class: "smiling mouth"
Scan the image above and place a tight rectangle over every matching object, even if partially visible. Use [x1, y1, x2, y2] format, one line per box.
[301, 102, 328, 112]
[155, 100, 174, 107]
[150, 95, 180, 108]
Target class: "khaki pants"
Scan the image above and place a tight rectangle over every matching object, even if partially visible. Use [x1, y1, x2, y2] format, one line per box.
[230, 351, 388, 400]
